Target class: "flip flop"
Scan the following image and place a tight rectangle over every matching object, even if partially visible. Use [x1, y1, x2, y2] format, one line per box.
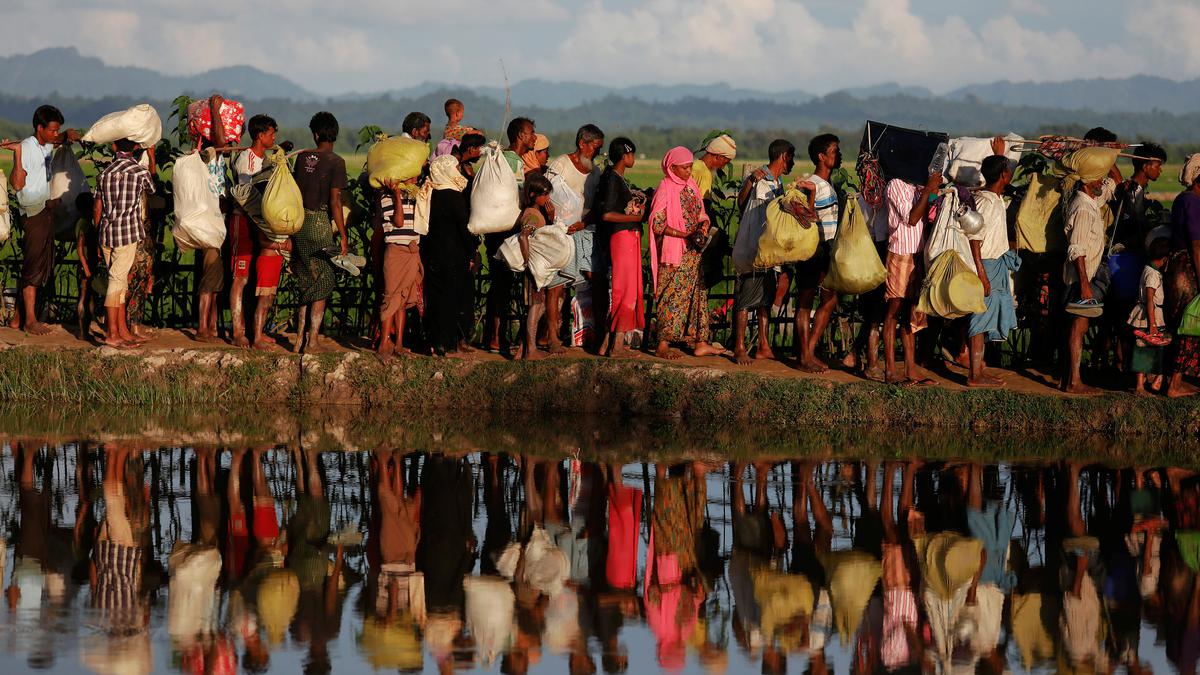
[1066, 298, 1103, 318]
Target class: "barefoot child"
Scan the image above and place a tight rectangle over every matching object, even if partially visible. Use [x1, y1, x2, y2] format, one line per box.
[93, 138, 155, 347]
[1129, 237, 1171, 393]
[518, 174, 554, 360]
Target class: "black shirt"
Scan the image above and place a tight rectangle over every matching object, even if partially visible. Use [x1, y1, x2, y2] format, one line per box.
[595, 167, 640, 236]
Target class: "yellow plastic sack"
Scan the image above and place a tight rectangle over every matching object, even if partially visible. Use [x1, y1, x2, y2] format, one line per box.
[261, 149, 304, 236]
[917, 250, 987, 319]
[823, 195, 886, 294]
[754, 189, 818, 268]
[1015, 172, 1065, 253]
[367, 136, 430, 188]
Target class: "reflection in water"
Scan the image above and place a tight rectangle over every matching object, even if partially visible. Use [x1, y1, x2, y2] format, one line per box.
[0, 444, 1197, 674]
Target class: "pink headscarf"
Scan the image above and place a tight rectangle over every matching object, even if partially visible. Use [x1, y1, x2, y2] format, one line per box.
[648, 146, 709, 290]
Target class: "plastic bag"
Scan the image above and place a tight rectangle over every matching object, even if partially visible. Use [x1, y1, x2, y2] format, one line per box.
[49, 146, 91, 236]
[947, 134, 1023, 187]
[171, 152, 226, 251]
[497, 222, 574, 289]
[0, 169, 11, 243]
[261, 149, 304, 236]
[1179, 295, 1200, 337]
[463, 576, 515, 667]
[468, 142, 521, 234]
[917, 250, 987, 319]
[413, 181, 433, 236]
[187, 98, 245, 143]
[83, 103, 162, 148]
[924, 188, 973, 268]
[367, 136, 429, 189]
[823, 195, 886, 294]
[754, 188, 818, 268]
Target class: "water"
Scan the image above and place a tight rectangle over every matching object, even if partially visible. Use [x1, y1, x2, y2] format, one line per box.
[0, 429, 1194, 674]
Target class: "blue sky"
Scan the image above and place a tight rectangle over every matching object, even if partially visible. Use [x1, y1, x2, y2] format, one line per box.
[4, 0, 1197, 95]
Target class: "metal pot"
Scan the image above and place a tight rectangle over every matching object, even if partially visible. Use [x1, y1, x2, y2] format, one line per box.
[954, 202, 984, 236]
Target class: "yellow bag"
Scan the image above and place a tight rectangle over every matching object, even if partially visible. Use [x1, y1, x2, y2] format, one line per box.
[1015, 172, 1065, 253]
[261, 149, 304, 236]
[917, 250, 987, 319]
[823, 195, 886, 295]
[754, 189, 818, 268]
[367, 136, 430, 188]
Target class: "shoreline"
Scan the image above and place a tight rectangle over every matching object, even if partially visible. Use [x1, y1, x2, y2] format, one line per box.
[0, 328, 1196, 446]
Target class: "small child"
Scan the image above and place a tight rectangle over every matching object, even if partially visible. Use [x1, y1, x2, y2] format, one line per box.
[1128, 237, 1171, 394]
[93, 138, 155, 348]
[435, 98, 480, 158]
[518, 173, 554, 361]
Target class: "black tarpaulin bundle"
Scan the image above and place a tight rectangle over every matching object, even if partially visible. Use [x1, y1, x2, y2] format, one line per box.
[858, 120, 950, 187]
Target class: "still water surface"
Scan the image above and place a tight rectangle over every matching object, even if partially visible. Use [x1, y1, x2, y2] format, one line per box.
[0, 440, 1194, 674]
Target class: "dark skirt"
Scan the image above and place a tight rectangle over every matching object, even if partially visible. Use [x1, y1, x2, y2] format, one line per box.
[293, 209, 336, 304]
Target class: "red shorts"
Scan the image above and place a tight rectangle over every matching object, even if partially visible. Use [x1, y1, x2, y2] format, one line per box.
[227, 212, 253, 278]
[255, 253, 284, 295]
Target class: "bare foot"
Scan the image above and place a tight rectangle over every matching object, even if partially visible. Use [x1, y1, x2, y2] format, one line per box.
[457, 341, 475, 354]
[1167, 380, 1200, 398]
[548, 342, 569, 355]
[968, 373, 1004, 388]
[253, 339, 284, 352]
[101, 338, 133, 350]
[842, 352, 858, 369]
[655, 344, 684, 360]
[25, 321, 52, 336]
[798, 356, 828, 373]
[522, 346, 546, 361]
[233, 335, 250, 348]
[1134, 386, 1153, 397]
[693, 342, 721, 357]
[754, 345, 775, 361]
[1063, 381, 1102, 395]
[733, 349, 752, 366]
[291, 336, 304, 354]
[863, 366, 885, 382]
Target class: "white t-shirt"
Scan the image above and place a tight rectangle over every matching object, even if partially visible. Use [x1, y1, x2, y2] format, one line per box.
[234, 149, 267, 185]
[970, 191, 1009, 260]
[803, 173, 839, 241]
[1128, 264, 1164, 330]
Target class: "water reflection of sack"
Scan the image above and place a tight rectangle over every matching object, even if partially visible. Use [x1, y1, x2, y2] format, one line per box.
[464, 576, 515, 667]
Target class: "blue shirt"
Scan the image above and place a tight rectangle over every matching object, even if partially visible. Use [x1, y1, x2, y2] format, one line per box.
[16, 136, 54, 216]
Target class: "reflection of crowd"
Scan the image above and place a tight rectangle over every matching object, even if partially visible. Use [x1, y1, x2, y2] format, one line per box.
[5, 447, 1200, 673]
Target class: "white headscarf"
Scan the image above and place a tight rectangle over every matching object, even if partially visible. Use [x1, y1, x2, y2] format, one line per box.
[703, 134, 737, 160]
[428, 154, 467, 192]
[1180, 153, 1200, 188]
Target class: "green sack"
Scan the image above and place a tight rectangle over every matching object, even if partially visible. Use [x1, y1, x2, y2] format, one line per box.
[917, 250, 987, 319]
[1179, 295, 1200, 337]
[367, 136, 430, 189]
[754, 188, 818, 268]
[823, 195, 886, 295]
[261, 148, 305, 236]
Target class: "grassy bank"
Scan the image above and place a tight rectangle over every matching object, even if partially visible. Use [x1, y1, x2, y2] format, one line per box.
[0, 346, 1198, 446]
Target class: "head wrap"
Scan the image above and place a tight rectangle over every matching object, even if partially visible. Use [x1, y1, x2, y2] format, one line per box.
[428, 154, 467, 192]
[1181, 153, 1200, 188]
[702, 133, 737, 160]
[522, 133, 551, 174]
[648, 146, 709, 290]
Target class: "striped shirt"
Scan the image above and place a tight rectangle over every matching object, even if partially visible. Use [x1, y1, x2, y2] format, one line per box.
[805, 173, 840, 241]
[379, 191, 419, 245]
[886, 179, 923, 255]
[97, 153, 154, 248]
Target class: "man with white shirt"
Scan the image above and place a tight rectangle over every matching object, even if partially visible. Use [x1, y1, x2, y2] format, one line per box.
[2, 105, 80, 335]
[731, 140, 795, 366]
[1062, 171, 1117, 394]
[966, 154, 1016, 387]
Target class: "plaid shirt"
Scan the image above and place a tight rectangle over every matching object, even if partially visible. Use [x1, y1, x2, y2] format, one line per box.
[97, 154, 155, 248]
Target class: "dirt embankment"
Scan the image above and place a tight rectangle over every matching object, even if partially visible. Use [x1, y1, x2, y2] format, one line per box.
[0, 345, 1197, 447]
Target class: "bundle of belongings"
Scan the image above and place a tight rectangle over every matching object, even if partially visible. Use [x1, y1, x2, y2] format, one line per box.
[1016, 136, 1126, 253]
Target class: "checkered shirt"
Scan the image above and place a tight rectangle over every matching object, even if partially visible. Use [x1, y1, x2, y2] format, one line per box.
[97, 154, 155, 248]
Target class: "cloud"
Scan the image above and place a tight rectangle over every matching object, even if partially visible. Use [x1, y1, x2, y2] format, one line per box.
[0, 0, 1198, 94]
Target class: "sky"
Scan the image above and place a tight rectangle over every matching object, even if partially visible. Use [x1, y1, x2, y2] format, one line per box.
[3, 0, 1199, 95]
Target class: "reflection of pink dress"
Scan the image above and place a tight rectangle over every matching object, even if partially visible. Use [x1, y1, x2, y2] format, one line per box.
[646, 584, 701, 672]
[605, 483, 642, 589]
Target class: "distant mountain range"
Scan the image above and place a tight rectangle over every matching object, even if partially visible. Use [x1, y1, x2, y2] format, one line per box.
[0, 48, 318, 101]
[5, 47, 1200, 116]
